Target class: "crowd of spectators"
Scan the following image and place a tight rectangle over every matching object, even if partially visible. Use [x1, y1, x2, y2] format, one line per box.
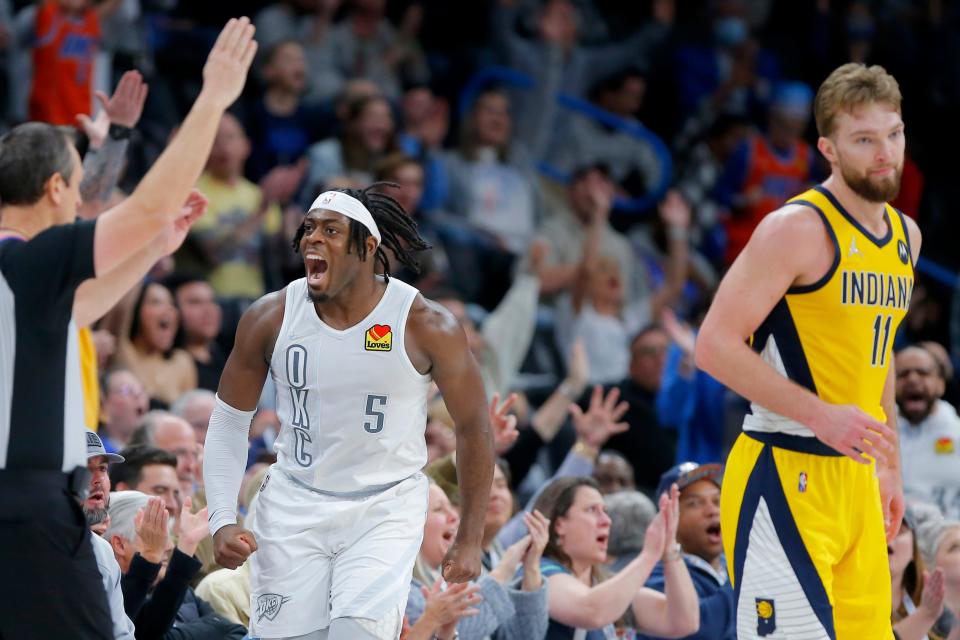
[5, 0, 960, 638]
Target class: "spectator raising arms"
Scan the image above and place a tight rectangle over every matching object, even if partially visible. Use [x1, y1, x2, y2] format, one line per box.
[530, 477, 699, 638]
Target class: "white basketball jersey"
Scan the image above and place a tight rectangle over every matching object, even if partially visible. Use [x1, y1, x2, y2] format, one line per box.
[270, 277, 431, 494]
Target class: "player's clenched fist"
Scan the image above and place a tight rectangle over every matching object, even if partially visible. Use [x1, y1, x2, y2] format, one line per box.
[200, 17, 258, 110]
[441, 541, 483, 583]
[213, 523, 258, 570]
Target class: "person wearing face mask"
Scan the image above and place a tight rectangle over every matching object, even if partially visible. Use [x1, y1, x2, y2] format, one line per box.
[405, 481, 551, 640]
[896, 345, 960, 520]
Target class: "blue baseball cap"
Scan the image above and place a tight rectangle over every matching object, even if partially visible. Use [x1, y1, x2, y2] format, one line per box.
[655, 462, 723, 501]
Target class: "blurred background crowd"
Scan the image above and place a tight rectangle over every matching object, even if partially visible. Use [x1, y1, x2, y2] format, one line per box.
[5, 0, 960, 638]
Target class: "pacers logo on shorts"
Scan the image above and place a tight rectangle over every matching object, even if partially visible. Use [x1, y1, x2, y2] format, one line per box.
[365, 324, 392, 352]
[756, 598, 776, 636]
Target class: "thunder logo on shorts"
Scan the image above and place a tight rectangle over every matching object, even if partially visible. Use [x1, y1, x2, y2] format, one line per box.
[365, 324, 392, 352]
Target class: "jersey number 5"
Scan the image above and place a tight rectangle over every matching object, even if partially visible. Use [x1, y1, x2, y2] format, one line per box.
[364, 395, 388, 434]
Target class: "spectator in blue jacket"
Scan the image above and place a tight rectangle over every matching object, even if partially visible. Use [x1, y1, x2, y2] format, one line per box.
[637, 462, 735, 640]
[656, 309, 728, 464]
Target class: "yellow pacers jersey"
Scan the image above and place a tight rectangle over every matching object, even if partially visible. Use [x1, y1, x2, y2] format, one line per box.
[746, 185, 914, 434]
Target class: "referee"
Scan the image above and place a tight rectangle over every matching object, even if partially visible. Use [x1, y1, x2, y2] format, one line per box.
[0, 17, 257, 638]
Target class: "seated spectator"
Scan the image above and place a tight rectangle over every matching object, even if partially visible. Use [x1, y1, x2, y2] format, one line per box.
[405, 481, 550, 640]
[593, 450, 636, 495]
[130, 411, 200, 497]
[106, 491, 245, 639]
[194, 466, 269, 628]
[429, 383, 631, 564]
[170, 389, 217, 449]
[114, 281, 198, 407]
[327, 0, 430, 100]
[443, 87, 542, 258]
[99, 368, 149, 453]
[165, 274, 226, 393]
[84, 430, 137, 640]
[244, 39, 329, 180]
[529, 477, 699, 637]
[890, 507, 951, 640]
[111, 445, 181, 521]
[604, 490, 657, 572]
[897, 345, 960, 519]
[187, 113, 302, 300]
[305, 94, 397, 192]
[917, 519, 960, 639]
[602, 325, 678, 493]
[636, 463, 734, 640]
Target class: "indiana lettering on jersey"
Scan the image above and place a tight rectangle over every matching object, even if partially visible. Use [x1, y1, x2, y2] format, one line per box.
[840, 270, 913, 310]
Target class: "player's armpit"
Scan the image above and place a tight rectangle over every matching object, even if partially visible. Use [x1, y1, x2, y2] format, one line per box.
[217, 289, 286, 411]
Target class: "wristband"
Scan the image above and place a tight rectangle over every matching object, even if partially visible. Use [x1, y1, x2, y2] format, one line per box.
[108, 124, 132, 140]
[572, 440, 598, 461]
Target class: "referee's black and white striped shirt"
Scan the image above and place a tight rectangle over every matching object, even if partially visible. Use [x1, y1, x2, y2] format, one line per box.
[0, 220, 97, 471]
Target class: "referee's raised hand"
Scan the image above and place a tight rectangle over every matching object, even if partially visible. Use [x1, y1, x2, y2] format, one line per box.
[200, 17, 258, 111]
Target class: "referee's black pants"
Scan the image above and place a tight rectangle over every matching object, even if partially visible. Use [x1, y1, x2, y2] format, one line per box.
[0, 469, 112, 639]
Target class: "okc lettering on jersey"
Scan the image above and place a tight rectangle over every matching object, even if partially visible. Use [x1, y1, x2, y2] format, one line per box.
[840, 270, 913, 310]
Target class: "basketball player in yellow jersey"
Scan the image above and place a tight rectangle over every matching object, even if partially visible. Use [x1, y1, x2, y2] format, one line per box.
[695, 63, 921, 639]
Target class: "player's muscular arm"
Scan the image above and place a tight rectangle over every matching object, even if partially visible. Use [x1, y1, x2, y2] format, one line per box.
[205, 291, 284, 568]
[407, 296, 494, 583]
[217, 290, 284, 410]
[694, 205, 895, 463]
[92, 18, 257, 276]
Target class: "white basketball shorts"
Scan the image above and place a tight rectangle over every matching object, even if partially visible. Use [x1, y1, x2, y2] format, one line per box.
[247, 469, 429, 638]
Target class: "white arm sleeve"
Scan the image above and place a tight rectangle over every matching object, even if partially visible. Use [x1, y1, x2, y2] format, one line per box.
[203, 395, 256, 536]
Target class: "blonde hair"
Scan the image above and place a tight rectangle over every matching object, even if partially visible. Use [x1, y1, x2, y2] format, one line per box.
[814, 63, 902, 137]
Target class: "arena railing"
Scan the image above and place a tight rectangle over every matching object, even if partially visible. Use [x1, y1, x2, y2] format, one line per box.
[458, 66, 673, 213]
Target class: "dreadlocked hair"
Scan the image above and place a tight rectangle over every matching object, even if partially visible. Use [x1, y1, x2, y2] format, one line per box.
[293, 182, 432, 281]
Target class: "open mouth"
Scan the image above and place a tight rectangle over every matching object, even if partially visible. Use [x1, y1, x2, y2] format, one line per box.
[902, 391, 928, 414]
[706, 523, 722, 544]
[305, 254, 329, 287]
[596, 533, 609, 547]
[87, 490, 105, 507]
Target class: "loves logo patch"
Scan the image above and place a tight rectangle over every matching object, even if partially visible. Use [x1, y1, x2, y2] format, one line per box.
[365, 324, 392, 352]
[935, 437, 955, 454]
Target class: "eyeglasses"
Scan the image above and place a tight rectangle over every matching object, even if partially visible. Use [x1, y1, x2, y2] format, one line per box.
[110, 384, 144, 398]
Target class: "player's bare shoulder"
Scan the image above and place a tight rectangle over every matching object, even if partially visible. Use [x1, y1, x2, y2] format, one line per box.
[237, 287, 288, 362]
[747, 202, 837, 279]
[404, 293, 468, 374]
[900, 213, 922, 263]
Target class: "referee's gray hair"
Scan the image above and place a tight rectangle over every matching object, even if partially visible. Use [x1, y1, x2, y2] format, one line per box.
[104, 490, 151, 543]
[605, 490, 657, 556]
[129, 410, 175, 448]
[171, 389, 216, 419]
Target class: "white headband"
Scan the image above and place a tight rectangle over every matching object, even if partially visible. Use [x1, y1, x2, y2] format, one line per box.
[308, 191, 381, 245]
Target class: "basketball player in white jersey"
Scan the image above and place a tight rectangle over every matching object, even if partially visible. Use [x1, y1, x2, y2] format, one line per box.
[203, 185, 495, 640]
